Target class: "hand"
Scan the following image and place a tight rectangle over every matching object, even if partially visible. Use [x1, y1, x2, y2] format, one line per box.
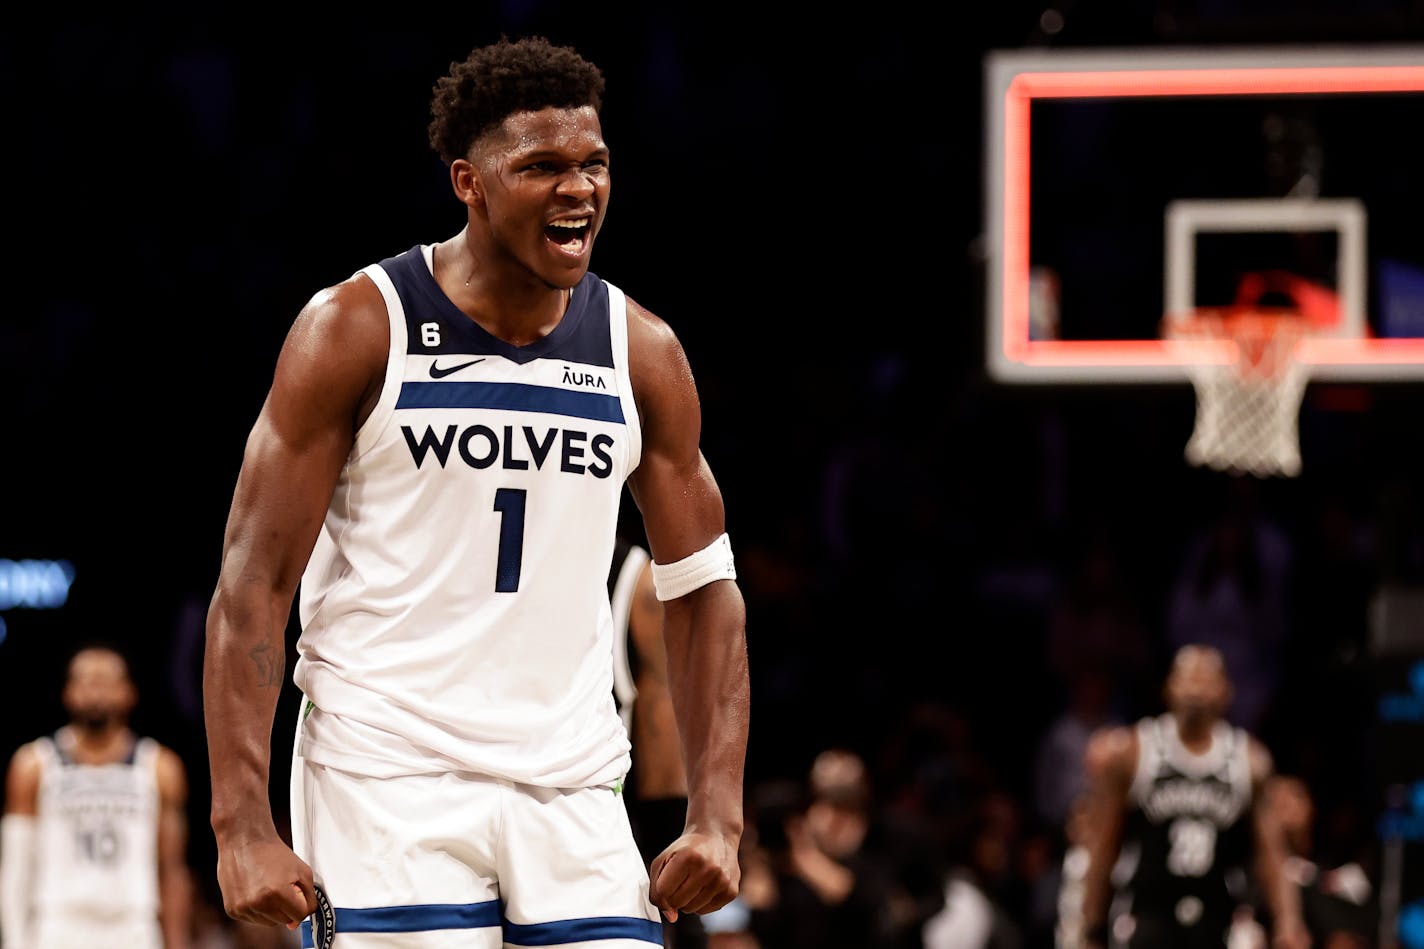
[647, 829, 740, 922]
[215, 833, 318, 930]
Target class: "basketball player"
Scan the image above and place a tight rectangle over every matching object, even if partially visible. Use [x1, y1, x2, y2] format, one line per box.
[1, 643, 193, 949]
[610, 535, 709, 949]
[1251, 775, 1375, 948]
[202, 34, 750, 948]
[1075, 644, 1309, 949]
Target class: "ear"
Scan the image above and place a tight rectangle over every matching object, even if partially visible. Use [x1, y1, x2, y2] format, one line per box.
[451, 159, 482, 210]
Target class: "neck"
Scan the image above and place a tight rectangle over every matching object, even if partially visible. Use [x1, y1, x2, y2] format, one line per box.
[458, 280, 569, 347]
[1174, 715, 1215, 752]
[65, 722, 132, 757]
[439, 234, 574, 345]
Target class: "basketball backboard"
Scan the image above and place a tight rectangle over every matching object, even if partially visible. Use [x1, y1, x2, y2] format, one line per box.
[983, 45, 1424, 384]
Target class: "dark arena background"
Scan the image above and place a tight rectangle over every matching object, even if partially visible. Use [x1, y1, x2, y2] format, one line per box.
[6, 4, 1424, 947]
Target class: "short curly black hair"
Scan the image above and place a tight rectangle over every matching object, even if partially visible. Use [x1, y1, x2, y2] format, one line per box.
[428, 35, 606, 166]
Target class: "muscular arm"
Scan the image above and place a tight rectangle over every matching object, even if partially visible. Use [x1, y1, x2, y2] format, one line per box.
[629, 559, 688, 800]
[1079, 726, 1136, 946]
[203, 276, 387, 926]
[155, 746, 194, 949]
[1249, 741, 1310, 949]
[626, 297, 750, 920]
[1, 744, 40, 948]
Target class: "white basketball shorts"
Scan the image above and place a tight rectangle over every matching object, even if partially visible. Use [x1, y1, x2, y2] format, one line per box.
[290, 741, 662, 947]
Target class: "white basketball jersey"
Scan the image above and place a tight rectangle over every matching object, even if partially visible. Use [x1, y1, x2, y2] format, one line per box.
[608, 538, 651, 737]
[31, 729, 160, 922]
[295, 244, 641, 789]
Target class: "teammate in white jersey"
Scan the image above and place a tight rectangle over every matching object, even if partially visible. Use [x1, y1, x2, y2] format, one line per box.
[610, 536, 708, 949]
[1, 644, 193, 949]
[203, 34, 750, 948]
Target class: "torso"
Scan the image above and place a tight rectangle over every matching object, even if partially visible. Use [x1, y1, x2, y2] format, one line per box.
[293, 243, 642, 788]
[1119, 713, 1254, 935]
[31, 727, 160, 921]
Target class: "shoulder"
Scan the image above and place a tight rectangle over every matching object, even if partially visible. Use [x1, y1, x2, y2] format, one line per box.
[6, 740, 43, 777]
[1084, 724, 1138, 781]
[624, 294, 687, 371]
[287, 272, 390, 356]
[267, 270, 391, 413]
[150, 743, 188, 801]
[623, 293, 698, 419]
[1244, 733, 1274, 789]
[4, 741, 45, 812]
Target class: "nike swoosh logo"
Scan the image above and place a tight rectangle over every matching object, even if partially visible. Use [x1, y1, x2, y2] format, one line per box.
[429, 358, 485, 379]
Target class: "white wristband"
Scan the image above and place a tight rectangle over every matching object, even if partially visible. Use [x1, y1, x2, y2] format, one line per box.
[1, 814, 36, 949]
[651, 533, 736, 601]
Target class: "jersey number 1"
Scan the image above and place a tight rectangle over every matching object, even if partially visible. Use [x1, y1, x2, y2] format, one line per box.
[494, 488, 526, 592]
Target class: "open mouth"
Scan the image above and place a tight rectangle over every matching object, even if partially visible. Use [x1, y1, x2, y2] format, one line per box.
[546, 217, 591, 253]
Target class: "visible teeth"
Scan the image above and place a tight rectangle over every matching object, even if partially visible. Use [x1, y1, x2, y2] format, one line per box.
[550, 218, 590, 228]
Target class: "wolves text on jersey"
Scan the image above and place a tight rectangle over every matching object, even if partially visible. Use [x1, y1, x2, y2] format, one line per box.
[402, 424, 615, 477]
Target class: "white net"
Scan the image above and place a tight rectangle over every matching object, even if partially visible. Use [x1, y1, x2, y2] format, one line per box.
[1164, 309, 1311, 478]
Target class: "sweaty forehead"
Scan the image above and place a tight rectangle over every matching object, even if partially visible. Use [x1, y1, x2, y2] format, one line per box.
[482, 106, 605, 158]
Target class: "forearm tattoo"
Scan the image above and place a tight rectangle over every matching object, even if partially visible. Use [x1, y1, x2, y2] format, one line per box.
[247, 643, 284, 687]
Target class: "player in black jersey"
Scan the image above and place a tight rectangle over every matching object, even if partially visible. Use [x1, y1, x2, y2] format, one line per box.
[608, 536, 710, 949]
[1075, 644, 1309, 949]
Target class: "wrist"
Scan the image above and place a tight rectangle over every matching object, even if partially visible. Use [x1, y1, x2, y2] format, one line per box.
[209, 807, 278, 845]
[684, 799, 744, 841]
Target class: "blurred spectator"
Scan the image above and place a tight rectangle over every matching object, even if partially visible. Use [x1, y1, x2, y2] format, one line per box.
[736, 748, 943, 949]
[877, 701, 996, 858]
[806, 748, 945, 948]
[1165, 477, 1293, 732]
[1034, 666, 1125, 830]
[921, 790, 1026, 949]
[1046, 532, 1152, 713]
[1269, 490, 1377, 808]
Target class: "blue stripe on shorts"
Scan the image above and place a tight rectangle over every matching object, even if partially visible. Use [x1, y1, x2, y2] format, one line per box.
[300, 900, 502, 946]
[505, 915, 664, 945]
[299, 902, 662, 946]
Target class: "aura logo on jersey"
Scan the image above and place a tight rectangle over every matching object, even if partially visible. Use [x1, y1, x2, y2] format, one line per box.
[561, 365, 607, 388]
[402, 424, 615, 477]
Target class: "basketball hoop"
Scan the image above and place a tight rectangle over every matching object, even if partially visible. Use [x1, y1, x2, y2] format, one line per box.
[1163, 306, 1311, 478]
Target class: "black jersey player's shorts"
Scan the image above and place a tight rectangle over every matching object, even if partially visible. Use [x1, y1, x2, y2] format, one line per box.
[1119, 906, 1233, 948]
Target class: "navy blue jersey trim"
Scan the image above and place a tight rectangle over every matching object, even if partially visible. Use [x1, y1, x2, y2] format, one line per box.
[48, 732, 72, 765]
[505, 915, 664, 945]
[48, 730, 138, 765]
[397, 381, 625, 424]
[377, 246, 614, 367]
